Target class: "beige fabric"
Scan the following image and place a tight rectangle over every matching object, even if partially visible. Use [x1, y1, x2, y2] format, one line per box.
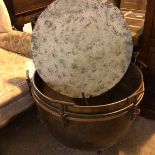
[0, 48, 35, 126]
[0, 0, 12, 33]
[0, 94, 33, 127]
[0, 30, 32, 58]
[0, 48, 34, 106]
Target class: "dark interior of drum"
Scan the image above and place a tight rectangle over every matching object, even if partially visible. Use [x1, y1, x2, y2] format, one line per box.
[34, 64, 142, 106]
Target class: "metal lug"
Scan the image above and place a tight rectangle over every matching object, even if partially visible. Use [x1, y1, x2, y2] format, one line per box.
[26, 70, 32, 96]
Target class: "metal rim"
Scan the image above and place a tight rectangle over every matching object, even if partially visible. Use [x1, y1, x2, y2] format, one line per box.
[32, 64, 144, 108]
[32, 89, 143, 122]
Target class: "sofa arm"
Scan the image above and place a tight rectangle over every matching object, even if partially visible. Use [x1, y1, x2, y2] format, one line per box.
[0, 30, 32, 58]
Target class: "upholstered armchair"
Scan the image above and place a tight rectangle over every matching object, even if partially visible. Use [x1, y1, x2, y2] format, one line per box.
[0, 0, 34, 127]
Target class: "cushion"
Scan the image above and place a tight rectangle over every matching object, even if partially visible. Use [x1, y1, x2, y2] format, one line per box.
[0, 48, 35, 127]
[0, 30, 32, 58]
[0, 0, 12, 33]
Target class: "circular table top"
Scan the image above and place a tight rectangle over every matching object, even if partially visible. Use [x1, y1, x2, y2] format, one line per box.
[32, 0, 133, 98]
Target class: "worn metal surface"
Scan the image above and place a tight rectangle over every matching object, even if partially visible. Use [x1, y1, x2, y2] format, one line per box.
[31, 64, 144, 150]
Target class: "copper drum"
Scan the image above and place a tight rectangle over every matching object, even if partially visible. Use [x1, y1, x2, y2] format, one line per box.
[30, 64, 144, 150]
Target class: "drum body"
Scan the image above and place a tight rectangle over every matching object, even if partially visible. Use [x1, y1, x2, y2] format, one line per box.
[31, 64, 144, 150]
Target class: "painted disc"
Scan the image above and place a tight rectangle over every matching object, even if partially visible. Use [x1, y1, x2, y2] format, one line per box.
[32, 0, 133, 98]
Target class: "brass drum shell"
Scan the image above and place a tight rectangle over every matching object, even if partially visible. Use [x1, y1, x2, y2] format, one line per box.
[31, 64, 144, 150]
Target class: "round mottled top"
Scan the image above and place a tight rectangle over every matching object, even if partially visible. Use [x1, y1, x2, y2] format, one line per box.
[32, 0, 133, 98]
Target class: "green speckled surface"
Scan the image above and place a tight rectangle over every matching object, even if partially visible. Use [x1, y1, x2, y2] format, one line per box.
[32, 0, 133, 98]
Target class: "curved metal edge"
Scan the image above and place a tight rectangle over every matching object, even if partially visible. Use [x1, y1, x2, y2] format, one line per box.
[31, 64, 144, 109]
[32, 88, 144, 122]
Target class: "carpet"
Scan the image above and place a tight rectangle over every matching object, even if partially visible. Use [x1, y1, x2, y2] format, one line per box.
[0, 107, 155, 155]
